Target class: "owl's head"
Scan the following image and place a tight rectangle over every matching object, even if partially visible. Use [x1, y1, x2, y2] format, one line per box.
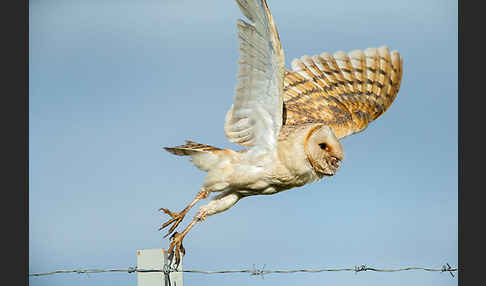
[304, 125, 344, 177]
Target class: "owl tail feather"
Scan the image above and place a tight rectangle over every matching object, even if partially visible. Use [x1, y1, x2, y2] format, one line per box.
[164, 140, 223, 171]
[164, 140, 222, 156]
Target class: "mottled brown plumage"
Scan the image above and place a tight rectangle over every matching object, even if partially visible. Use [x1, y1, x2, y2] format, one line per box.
[283, 47, 403, 139]
[164, 140, 221, 156]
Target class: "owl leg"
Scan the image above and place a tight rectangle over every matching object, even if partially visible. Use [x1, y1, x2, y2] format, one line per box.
[159, 188, 209, 238]
[167, 191, 241, 265]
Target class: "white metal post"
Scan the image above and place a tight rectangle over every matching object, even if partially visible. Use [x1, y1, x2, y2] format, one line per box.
[137, 248, 183, 286]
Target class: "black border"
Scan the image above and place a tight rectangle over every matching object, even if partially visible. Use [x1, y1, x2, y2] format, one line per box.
[459, 0, 482, 284]
[1, 0, 29, 282]
[458, 0, 462, 283]
[7, 0, 29, 284]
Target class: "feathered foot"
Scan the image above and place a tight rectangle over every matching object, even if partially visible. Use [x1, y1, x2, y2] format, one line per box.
[167, 232, 185, 266]
[166, 191, 241, 265]
[167, 212, 205, 266]
[159, 189, 209, 238]
[159, 208, 187, 238]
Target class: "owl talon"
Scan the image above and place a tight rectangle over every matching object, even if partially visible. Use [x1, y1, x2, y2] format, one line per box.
[159, 208, 187, 238]
[159, 190, 209, 238]
[167, 232, 186, 266]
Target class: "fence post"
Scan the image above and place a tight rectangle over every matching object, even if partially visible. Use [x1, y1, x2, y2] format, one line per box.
[137, 248, 183, 286]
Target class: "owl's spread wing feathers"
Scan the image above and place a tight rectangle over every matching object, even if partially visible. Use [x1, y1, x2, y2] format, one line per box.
[224, 0, 285, 151]
[283, 46, 403, 139]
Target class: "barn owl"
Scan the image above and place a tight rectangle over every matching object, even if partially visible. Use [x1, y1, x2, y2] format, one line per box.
[160, 0, 403, 264]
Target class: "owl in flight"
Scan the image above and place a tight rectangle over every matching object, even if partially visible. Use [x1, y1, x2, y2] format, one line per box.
[161, 0, 403, 264]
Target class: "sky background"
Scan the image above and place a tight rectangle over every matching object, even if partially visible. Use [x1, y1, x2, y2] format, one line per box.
[29, 0, 457, 285]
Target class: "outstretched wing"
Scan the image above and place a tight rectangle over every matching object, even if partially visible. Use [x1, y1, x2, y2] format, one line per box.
[283, 46, 403, 139]
[224, 0, 285, 151]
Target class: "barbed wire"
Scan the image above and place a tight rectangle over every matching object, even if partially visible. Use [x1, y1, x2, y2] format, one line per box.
[29, 263, 457, 278]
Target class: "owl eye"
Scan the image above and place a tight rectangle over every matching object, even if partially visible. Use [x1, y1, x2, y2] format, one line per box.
[319, 143, 328, 150]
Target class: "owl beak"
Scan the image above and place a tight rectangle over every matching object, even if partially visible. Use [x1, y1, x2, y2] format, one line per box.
[332, 153, 344, 162]
[328, 156, 341, 172]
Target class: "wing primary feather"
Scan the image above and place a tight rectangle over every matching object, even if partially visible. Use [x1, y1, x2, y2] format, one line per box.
[377, 46, 392, 104]
[364, 48, 378, 97]
[327, 51, 352, 95]
[316, 53, 345, 96]
[311, 55, 339, 98]
[333, 50, 357, 94]
[349, 49, 367, 98]
[301, 56, 336, 97]
[225, 0, 285, 151]
[393, 51, 403, 95]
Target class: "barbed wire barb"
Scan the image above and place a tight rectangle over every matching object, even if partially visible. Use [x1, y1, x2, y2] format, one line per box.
[29, 263, 458, 278]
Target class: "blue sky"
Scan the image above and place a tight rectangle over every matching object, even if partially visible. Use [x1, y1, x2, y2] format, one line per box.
[29, 0, 457, 285]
